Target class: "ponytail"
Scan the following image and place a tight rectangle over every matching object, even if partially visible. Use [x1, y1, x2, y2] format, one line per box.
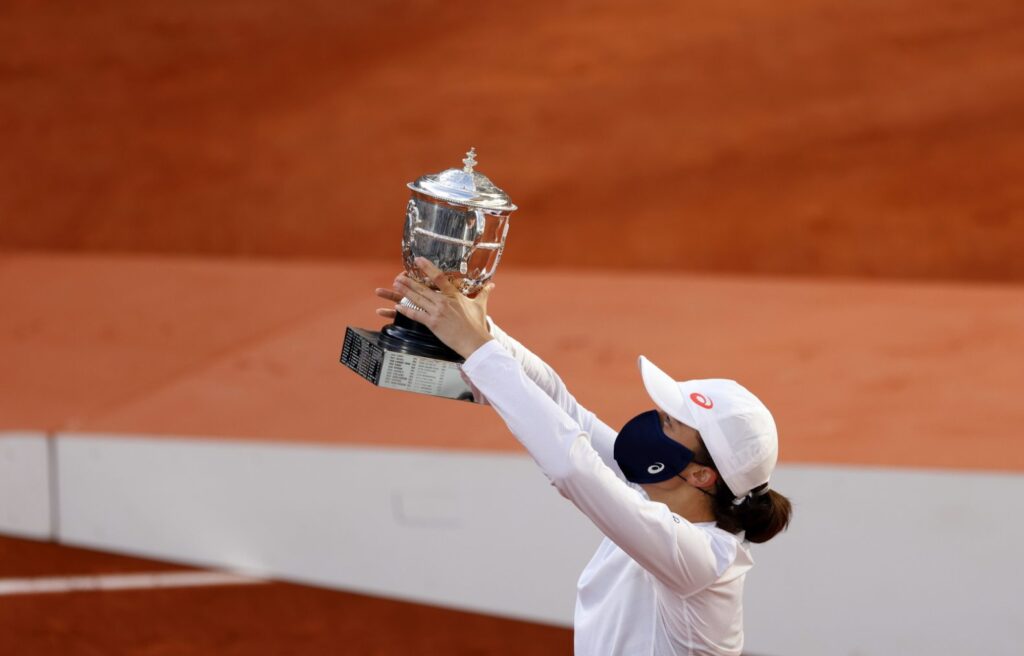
[695, 440, 793, 543]
[730, 489, 792, 543]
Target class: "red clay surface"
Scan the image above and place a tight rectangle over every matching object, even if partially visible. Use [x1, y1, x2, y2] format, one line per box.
[2, 1, 1023, 282]
[0, 536, 196, 579]
[3, 253, 1023, 473]
[0, 536, 572, 655]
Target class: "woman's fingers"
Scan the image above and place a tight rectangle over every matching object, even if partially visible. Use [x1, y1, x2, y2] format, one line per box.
[414, 257, 458, 296]
[394, 276, 438, 311]
[477, 282, 495, 302]
[375, 287, 403, 304]
[394, 272, 434, 295]
[375, 288, 403, 319]
[393, 299, 431, 325]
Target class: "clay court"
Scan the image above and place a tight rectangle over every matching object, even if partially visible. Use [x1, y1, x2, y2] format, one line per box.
[2, 1, 1023, 655]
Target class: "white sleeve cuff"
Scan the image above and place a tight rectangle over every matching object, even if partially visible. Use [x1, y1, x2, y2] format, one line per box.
[460, 338, 506, 375]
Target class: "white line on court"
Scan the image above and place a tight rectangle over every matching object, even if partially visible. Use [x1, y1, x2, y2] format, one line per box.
[0, 571, 267, 596]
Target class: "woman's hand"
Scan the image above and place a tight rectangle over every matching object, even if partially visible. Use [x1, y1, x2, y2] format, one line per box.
[374, 257, 495, 359]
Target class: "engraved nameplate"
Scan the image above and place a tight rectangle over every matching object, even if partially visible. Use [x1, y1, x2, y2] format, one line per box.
[340, 328, 475, 402]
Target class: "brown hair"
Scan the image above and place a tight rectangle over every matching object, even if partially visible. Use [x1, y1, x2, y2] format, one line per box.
[694, 440, 792, 544]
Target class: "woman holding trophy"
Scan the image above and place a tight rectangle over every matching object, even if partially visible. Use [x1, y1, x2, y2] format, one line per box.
[373, 255, 792, 656]
[360, 150, 791, 655]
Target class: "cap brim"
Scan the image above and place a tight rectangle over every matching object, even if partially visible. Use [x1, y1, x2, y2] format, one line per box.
[638, 356, 697, 429]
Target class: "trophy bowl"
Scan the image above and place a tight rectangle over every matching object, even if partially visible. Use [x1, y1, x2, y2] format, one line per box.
[401, 148, 517, 297]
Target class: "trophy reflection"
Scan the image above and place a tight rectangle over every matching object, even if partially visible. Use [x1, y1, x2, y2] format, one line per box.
[340, 148, 518, 401]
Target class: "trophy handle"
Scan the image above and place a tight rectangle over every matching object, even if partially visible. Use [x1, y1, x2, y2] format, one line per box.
[477, 214, 511, 283]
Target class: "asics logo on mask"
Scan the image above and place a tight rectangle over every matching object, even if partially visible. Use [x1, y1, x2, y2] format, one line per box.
[614, 410, 697, 484]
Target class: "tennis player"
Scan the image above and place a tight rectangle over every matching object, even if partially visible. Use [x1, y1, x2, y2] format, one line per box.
[375, 257, 792, 656]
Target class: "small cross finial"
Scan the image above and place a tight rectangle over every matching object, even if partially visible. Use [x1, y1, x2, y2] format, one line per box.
[462, 147, 477, 173]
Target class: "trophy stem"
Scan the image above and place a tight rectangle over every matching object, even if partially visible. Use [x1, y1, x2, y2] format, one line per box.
[380, 312, 462, 361]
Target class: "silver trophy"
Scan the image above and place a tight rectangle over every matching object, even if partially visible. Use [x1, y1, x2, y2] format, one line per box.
[340, 148, 518, 401]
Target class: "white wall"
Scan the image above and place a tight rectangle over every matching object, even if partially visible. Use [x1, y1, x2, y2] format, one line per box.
[744, 465, 1023, 656]
[0, 431, 52, 539]
[54, 434, 603, 625]
[47, 433, 1024, 655]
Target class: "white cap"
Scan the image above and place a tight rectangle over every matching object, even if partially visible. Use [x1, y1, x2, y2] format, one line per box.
[638, 356, 778, 499]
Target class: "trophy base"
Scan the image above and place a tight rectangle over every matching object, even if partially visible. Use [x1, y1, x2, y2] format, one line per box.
[379, 312, 462, 361]
[340, 327, 476, 402]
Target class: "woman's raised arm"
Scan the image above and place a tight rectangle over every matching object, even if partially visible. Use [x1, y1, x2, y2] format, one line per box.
[375, 258, 623, 478]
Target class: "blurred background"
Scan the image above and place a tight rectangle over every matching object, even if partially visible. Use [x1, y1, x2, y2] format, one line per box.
[4, 0, 1023, 279]
[2, 1, 1023, 654]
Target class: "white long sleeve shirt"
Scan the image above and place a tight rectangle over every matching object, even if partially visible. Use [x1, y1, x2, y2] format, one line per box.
[461, 326, 753, 656]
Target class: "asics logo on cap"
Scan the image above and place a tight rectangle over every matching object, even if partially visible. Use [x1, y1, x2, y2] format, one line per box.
[647, 462, 665, 474]
[690, 392, 713, 409]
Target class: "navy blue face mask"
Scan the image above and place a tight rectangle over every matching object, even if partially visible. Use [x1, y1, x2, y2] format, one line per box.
[613, 410, 697, 484]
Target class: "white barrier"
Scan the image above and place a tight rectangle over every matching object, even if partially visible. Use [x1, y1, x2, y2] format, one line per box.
[54, 434, 602, 625]
[0, 431, 52, 540]
[53, 433, 1023, 654]
[744, 464, 1023, 656]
